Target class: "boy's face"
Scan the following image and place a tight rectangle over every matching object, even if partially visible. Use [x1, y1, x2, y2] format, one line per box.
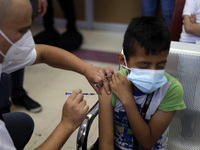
[127, 47, 169, 70]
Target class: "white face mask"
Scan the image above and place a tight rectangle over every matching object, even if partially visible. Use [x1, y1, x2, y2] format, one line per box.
[0, 30, 35, 63]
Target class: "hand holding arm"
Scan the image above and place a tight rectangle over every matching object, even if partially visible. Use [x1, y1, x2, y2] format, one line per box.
[84, 65, 114, 95]
[35, 89, 89, 150]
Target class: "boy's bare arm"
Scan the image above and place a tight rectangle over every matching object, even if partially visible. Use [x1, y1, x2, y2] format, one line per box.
[110, 73, 175, 149]
[99, 87, 114, 150]
[124, 101, 175, 149]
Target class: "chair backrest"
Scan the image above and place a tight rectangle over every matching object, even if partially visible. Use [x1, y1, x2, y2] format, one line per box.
[166, 41, 200, 150]
[170, 0, 186, 41]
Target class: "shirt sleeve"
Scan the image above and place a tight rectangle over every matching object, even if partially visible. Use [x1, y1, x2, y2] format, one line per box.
[158, 74, 186, 112]
[112, 69, 127, 107]
[183, 0, 196, 16]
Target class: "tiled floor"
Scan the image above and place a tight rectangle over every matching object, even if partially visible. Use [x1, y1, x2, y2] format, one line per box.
[10, 22, 125, 149]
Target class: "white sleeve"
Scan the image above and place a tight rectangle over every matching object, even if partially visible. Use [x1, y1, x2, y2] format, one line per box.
[0, 120, 16, 150]
[183, 0, 196, 16]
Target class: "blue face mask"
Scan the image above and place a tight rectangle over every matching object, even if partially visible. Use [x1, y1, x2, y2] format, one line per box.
[121, 50, 167, 93]
[125, 67, 167, 93]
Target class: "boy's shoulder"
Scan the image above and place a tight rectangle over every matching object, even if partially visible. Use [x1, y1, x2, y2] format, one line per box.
[163, 72, 184, 101]
[159, 72, 186, 112]
[164, 72, 182, 88]
[111, 69, 127, 107]
[116, 69, 127, 75]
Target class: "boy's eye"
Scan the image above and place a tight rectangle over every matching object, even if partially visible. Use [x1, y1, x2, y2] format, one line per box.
[156, 67, 165, 70]
[137, 63, 150, 69]
[137, 64, 166, 70]
[137, 65, 149, 69]
[156, 64, 166, 70]
[139, 66, 149, 69]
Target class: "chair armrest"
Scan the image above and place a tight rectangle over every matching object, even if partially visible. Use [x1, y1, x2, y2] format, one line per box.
[76, 101, 99, 150]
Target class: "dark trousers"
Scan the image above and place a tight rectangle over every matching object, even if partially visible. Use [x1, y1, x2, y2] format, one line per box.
[44, 0, 76, 31]
[0, 69, 26, 109]
[3, 112, 34, 150]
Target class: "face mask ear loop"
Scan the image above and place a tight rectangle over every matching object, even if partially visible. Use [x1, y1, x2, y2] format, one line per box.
[0, 50, 5, 57]
[120, 49, 132, 75]
[0, 30, 14, 45]
[121, 49, 128, 67]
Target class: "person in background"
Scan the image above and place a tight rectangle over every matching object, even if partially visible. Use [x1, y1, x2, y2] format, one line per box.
[179, 0, 200, 43]
[34, 0, 83, 52]
[142, 0, 175, 26]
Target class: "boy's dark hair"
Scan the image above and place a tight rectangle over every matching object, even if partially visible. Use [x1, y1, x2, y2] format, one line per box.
[123, 16, 170, 62]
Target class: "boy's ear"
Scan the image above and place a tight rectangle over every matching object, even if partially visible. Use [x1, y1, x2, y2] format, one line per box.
[117, 53, 126, 66]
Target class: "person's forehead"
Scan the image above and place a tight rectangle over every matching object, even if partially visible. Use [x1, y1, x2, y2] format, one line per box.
[6, 0, 32, 29]
[130, 49, 168, 62]
[0, 0, 32, 40]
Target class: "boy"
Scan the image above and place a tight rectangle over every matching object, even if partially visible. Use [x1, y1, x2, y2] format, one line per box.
[99, 17, 186, 150]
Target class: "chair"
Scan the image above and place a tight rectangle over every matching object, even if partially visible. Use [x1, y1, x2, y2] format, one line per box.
[165, 42, 200, 150]
[170, 0, 186, 41]
[77, 41, 200, 150]
[76, 101, 99, 150]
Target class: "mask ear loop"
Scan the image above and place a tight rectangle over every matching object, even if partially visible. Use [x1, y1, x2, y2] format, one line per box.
[121, 65, 131, 70]
[0, 30, 14, 45]
[0, 51, 5, 57]
[121, 49, 127, 66]
[119, 49, 123, 70]
[0, 30, 11, 58]
[120, 49, 130, 70]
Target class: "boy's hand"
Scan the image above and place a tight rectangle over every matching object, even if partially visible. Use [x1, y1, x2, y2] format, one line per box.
[110, 73, 133, 104]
